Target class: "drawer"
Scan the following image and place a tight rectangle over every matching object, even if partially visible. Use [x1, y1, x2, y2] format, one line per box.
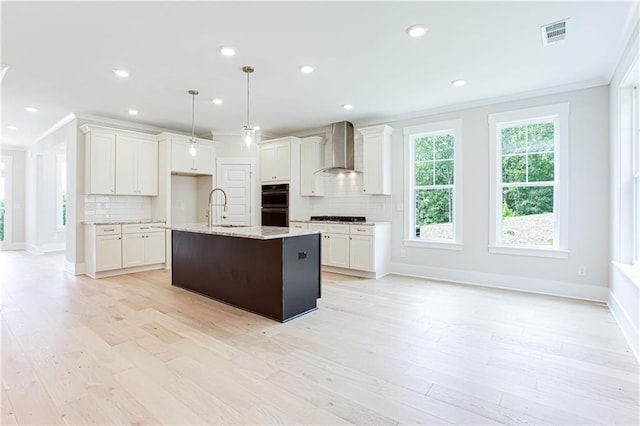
[350, 224, 374, 236]
[289, 221, 308, 230]
[122, 223, 165, 234]
[95, 224, 121, 236]
[308, 223, 350, 234]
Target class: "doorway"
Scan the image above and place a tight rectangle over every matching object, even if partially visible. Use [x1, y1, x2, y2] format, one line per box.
[215, 158, 256, 226]
[0, 155, 12, 249]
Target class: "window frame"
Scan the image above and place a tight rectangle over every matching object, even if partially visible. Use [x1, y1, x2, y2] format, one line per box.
[633, 84, 640, 264]
[404, 119, 463, 250]
[488, 103, 569, 258]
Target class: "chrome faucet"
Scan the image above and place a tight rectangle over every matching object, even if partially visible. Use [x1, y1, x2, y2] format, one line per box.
[207, 187, 228, 226]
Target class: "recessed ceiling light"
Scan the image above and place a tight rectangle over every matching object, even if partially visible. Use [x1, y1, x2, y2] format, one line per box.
[25, 106, 38, 112]
[7, 125, 17, 130]
[128, 109, 138, 115]
[451, 79, 466, 87]
[220, 47, 236, 57]
[299, 65, 315, 74]
[113, 69, 129, 78]
[342, 104, 353, 110]
[406, 24, 427, 38]
[212, 98, 223, 105]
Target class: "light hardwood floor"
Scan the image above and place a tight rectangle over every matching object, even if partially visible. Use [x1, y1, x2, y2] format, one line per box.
[1, 250, 638, 425]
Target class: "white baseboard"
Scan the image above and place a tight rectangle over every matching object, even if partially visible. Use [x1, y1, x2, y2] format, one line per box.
[25, 244, 43, 255]
[65, 261, 85, 275]
[322, 265, 388, 279]
[609, 290, 640, 363]
[0, 242, 25, 250]
[390, 262, 609, 303]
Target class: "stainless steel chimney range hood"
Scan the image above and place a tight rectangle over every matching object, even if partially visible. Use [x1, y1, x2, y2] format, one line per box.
[316, 121, 359, 174]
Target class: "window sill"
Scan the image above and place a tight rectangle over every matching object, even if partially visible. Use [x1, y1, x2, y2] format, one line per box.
[488, 245, 568, 259]
[404, 240, 463, 251]
[612, 262, 640, 289]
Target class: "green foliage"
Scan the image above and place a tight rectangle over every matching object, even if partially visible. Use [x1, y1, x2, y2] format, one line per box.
[414, 133, 456, 226]
[62, 192, 67, 227]
[416, 188, 453, 226]
[500, 122, 555, 217]
[502, 186, 554, 216]
[502, 202, 515, 218]
[0, 200, 4, 241]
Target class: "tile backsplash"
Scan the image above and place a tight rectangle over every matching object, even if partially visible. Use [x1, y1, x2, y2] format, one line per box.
[84, 195, 151, 221]
[310, 173, 392, 222]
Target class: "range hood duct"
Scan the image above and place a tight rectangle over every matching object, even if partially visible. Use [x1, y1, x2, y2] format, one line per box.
[317, 121, 358, 174]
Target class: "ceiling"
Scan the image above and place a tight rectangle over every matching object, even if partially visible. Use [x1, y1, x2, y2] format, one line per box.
[1, 1, 636, 148]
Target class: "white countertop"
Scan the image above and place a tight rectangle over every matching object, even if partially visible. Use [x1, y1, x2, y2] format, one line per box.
[83, 219, 165, 225]
[163, 223, 321, 240]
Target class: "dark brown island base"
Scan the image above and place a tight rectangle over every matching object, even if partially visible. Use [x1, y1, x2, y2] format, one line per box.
[168, 224, 322, 322]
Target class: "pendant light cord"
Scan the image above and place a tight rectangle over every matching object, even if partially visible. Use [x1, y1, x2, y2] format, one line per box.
[191, 92, 196, 142]
[246, 71, 250, 127]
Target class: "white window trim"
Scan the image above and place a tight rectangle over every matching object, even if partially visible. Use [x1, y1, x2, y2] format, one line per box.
[488, 103, 569, 258]
[403, 119, 463, 250]
[633, 84, 640, 265]
[56, 154, 66, 231]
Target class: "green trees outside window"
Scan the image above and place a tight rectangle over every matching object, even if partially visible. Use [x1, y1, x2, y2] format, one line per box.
[414, 133, 455, 239]
[500, 122, 556, 245]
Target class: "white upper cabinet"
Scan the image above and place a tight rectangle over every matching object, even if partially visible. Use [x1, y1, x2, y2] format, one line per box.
[300, 136, 325, 196]
[259, 137, 295, 183]
[84, 129, 116, 195]
[163, 134, 215, 175]
[82, 125, 158, 196]
[115, 135, 158, 195]
[358, 125, 394, 195]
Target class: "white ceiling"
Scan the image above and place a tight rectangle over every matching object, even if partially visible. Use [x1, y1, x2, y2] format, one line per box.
[1, 1, 636, 148]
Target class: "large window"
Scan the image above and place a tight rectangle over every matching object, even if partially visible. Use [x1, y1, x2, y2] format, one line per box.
[404, 119, 462, 248]
[489, 103, 569, 258]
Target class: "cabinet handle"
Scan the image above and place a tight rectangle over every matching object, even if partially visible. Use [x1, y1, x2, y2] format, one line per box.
[363, 189, 366, 192]
[356, 229, 366, 232]
[104, 228, 115, 231]
[118, 237, 121, 240]
[140, 227, 149, 230]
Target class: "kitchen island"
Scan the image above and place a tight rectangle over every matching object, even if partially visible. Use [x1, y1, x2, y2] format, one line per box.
[168, 224, 321, 322]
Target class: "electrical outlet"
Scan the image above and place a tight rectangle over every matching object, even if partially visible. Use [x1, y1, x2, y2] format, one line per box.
[578, 265, 587, 276]
[400, 249, 407, 258]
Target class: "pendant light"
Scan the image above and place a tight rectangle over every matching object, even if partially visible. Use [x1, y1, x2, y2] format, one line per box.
[188, 89, 199, 156]
[241, 66, 256, 150]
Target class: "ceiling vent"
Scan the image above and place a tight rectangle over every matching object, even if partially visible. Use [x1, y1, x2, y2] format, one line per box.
[541, 19, 568, 45]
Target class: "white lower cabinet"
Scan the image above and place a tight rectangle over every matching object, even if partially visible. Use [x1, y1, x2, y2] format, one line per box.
[85, 223, 166, 278]
[96, 234, 122, 271]
[307, 222, 389, 277]
[122, 224, 166, 268]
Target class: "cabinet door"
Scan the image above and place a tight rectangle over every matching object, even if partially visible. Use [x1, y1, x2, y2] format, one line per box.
[193, 142, 214, 175]
[171, 140, 192, 173]
[137, 139, 158, 195]
[326, 233, 350, 268]
[122, 234, 145, 268]
[362, 134, 383, 195]
[144, 232, 166, 264]
[115, 135, 139, 195]
[96, 235, 122, 271]
[273, 142, 291, 181]
[260, 144, 276, 182]
[300, 142, 324, 196]
[88, 132, 116, 194]
[349, 235, 375, 272]
[319, 233, 329, 265]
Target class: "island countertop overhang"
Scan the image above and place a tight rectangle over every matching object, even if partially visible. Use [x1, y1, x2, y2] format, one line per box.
[159, 223, 321, 240]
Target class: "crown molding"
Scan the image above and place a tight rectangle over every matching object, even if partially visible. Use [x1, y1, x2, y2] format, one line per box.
[33, 112, 77, 146]
[353, 78, 608, 129]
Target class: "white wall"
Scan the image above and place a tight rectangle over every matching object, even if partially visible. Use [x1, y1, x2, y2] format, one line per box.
[24, 119, 77, 255]
[0, 148, 26, 248]
[609, 21, 639, 361]
[382, 85, 610, 302]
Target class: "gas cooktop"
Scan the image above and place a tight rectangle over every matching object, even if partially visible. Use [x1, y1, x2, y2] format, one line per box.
[309, 216, 366, 223]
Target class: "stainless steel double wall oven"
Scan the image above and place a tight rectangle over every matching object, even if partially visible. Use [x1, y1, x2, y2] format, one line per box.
[261, 184, 289, 227]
